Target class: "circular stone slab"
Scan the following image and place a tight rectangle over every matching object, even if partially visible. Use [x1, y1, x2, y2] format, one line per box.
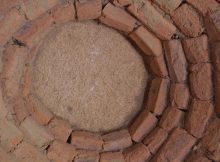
[32, 21, 148, 132]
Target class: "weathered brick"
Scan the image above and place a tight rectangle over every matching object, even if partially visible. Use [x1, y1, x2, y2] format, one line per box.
[186, 100, 213, 138]
[0, 8, 26, 46]
[186, 153, 212, 162]
[164, 40, 187, 83]
[149, 55, 168, 77]
[189, 63, 213, 100]
[172, 4, 204, 37]
[76, 0, 102, 20]
[0, 147, 19, 162]
[48, 118, 72, 142]
[0, 0, 19, 14]
[71, 131, 103, 151]
[100, 3, 137, 33]
[0, 88, 8, 120]
[14, 12, 53, 48]
[14, 142, 50, 162]
[214, 71, 220, 116]
[143, 127, 168, 154]
[146, 78, 169, 115]
[129, 110, 158, 142]
[102, 129, 132, 151]
[74, 150, 99, 162]
[152, 127, 196, 162]
[20, 0, 60, 20]
[123, 143, 151, 162]
[212, 42, 220, 71]
[182, 35, 210, 64]
[127, 1, 176, 40]
[187, 0, 219, 15]
[13, 97, 29, 123]
[159, 106, 184, 132]
[170, 83, 190, 109]
[152, 0, 182, 14]
[47, 140, 77, 162]
[112, 0, 132, 7]
[100, 152, 125, 162]
[129, 26, 163, 56]
[20, 117, 54, 148]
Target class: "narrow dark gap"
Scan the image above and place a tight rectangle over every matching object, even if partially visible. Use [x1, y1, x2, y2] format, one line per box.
[12, 37, 26, 47]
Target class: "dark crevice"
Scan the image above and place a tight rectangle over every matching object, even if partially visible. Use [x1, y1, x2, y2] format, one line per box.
[12, 37, 26, 47]
[67, 134, 72, 144]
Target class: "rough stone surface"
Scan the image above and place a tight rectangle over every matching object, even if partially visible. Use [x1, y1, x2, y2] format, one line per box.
[152, 0, 182, 14]
[149, 55, 168, 77]
[100, 152, 125, 162]
[74, 150, 99, 162]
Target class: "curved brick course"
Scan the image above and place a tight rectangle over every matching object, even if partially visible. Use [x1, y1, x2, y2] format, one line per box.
[0, 0, 220, 161]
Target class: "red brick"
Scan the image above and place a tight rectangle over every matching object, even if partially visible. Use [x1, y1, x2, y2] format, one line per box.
[20, 117, 54, 149]
[51, 1, 76, 24]
[149, 55, 168, 77]
[214, 71, 220, 116]
[170, 83, 190, 109]
[102, 129, 132, 151]
[48, 118, 72, 142]
[201, 118, 220, 161]
[0, 8, 26, 46]
[213, 42, 220, 71]
[74, 150, 99, 162]
[14, 142, 50, 162]
[1, 45, 28, 99]
[187, 0, 219, 15]
[185, 100, 213, 138]
[164, 40, 187, 83]
[100, 152, 125, 162]
[146, 78, 169, 115]
[186, 152, 212, 162]
[0, 147, 19, 162]
[143, 127, 168, 154]
[0, 0, 19, 13]
[47, 140, 77, 162]
[76, 0, 102, 20]
[127, 1, 176, 40]
[20, 0, 60, 20]
[152, 0, 182, 14]
[182, 35, 210, 64]
[172, 4, 204, 37]
[0, 119, 23, 151]
[0, 89, 7, 120]
[129, 26, 163, 56]
[123, 143, 151, 162]
[14, 12, 53, 48]
[112, 0, 132, 7]
[22, 67, 32, 98]
[71, 131, 103, 151]
[152, 127, 196, 162]
[129, 110, 158, 142]
[100, 3, 137, 33]
[189, 63, 213, 100]
[13, 97, 29, 123]
[159, 106, 184, 132]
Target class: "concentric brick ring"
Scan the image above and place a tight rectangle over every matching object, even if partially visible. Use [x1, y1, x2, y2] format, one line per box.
[0, 0, 220, 162]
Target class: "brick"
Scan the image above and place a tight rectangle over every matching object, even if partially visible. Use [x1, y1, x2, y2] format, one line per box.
[127, 1, 176, 40]
[76, 0, 102, 20]
[14, 142, 50, 162]
[146, 78, 169, 115]
[152, 0, 182, 14]
[51, 1, 76, 24]
[201, 118, 220, 161]
[0, 8, 26, 46]
[47, 140, 77, 162]
[159, 106, 184, 132]
[20, 0, 60, 20]
[0, 119, 23, 151]
[71, 131, 103, 151]
[129, 26, 163, 56]
[187, 0, 219, 15]
[74, 150, 99, 162]
[22, 67, 32, 98]
[170, 83, 190, 109]
[186, 152, 212, 162]
[212, 42, 220, 71]
[0, 88, 8, 120]
[26, 95, 53, 125]
[152, 127, 196, 162]
[164, 40, 187, 83]
[149, 55, 168, 77]
[0, 147, 19, 162]
[129, 110, 158, 142]
[143, 127, 168, 154]
[20, 117, 54, 148]
[185, 100, 213, 138]
[182, 35, 210, 64]
[100, 3, 137, 33]
[0, 0, 19, 14]
[102, 129, 132, 151]
[189, 63, 213, 100]
[171, 4, 204, 37]
[112, 0, 132, 7]
[100, 152, 125, 162]
[123, 143, 151, 162]
[214, 71, 220, 116]
[1, 45, 28, 99]
[48, 118, 72, 142]
[14, 12, 53, 48]
[13, 97, 29, 123]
